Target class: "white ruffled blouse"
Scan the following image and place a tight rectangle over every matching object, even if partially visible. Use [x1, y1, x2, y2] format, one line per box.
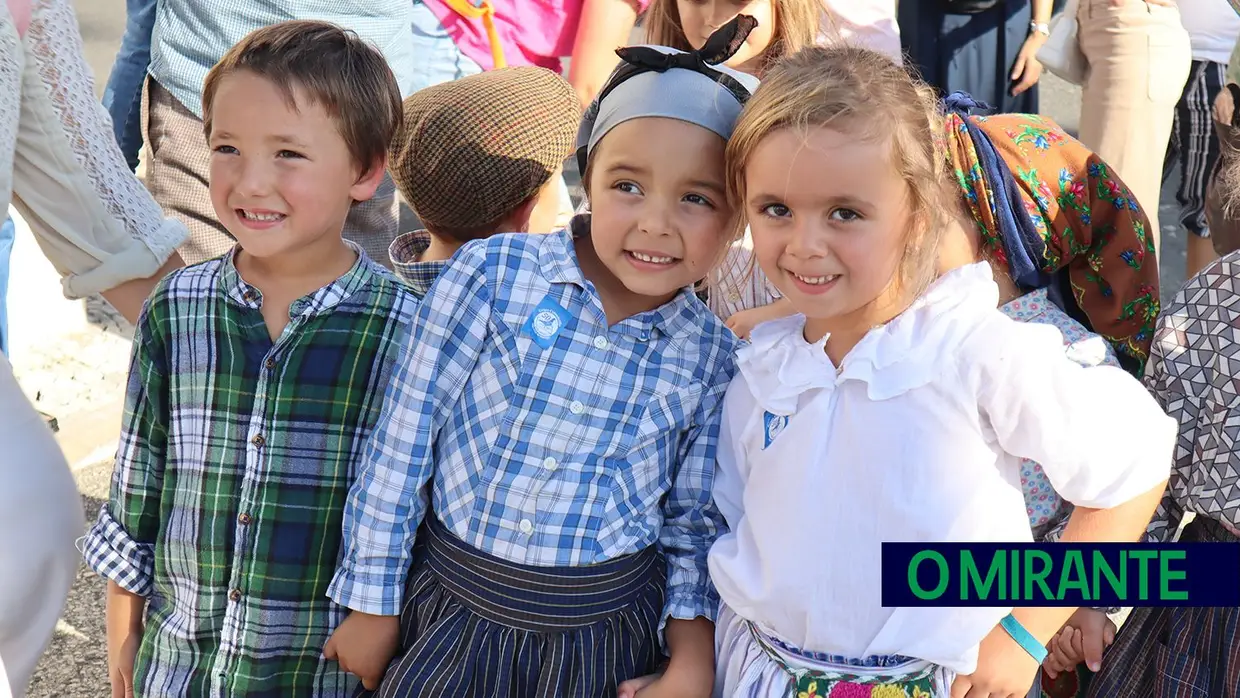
[707, 262, 1176, 674]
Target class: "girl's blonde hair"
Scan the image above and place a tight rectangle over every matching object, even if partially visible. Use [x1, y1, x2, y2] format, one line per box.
[642, 0, 829, 75]
[725, 45, 952, 297]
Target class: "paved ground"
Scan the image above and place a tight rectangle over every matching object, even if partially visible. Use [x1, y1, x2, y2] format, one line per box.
[15, 4, 1193, 696]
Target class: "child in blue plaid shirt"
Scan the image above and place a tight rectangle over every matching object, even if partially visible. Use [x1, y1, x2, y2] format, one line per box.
[324, 18, 761, 698]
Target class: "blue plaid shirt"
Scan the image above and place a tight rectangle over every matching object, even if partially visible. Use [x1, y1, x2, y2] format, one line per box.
[151, 1, 417, 119]
[328, 226, 739, 627]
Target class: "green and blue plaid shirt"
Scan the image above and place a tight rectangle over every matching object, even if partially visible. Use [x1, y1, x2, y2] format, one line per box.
[82, 247, 419, 697]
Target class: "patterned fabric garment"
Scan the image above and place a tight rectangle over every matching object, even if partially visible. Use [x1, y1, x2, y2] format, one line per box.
[149, 0, 416, 118]
[329, 220, 738, 626]
[81, 248, 419, 698]
[943, 107, 1161, 366]
[1143, 251, 1240, 543]
[388, 230, 449, 299]
[998, 288, 1121, 540]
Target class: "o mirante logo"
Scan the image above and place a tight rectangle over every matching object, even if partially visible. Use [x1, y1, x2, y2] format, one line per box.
[880, 543, 1240, 607]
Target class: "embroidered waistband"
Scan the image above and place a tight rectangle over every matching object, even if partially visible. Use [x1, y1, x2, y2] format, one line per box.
[746, 622, 942, 696]
[420, 514, 664, 633]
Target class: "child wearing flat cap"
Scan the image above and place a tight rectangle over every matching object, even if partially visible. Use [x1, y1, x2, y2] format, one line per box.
[386, 66, 581, 299]
[323, 17, 761, 698]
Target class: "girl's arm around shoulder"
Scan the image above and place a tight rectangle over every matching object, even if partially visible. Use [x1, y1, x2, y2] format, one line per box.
[956, 313, 1176, 511]
[328, 241, 495, 617]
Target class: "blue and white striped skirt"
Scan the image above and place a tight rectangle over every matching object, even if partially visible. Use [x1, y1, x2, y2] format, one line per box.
[363, 515, 665, 698]
[714, 604, 956, 698]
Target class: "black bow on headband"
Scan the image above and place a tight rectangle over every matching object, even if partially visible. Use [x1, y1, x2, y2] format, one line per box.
[575, 14, 758, 173]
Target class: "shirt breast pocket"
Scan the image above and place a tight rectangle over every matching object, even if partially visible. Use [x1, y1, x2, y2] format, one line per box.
[594, 389, 699, 556]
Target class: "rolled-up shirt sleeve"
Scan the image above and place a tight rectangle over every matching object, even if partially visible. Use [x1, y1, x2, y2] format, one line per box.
[80, 295, 170, 595]
[5, 0, 186, 300]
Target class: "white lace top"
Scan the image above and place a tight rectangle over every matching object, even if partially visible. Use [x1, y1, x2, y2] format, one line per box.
[0, 0, 186, 299]
[707, 262, 1176, 674]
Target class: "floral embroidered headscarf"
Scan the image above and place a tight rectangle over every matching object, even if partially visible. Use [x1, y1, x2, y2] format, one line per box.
[942, 95, 1160, 366]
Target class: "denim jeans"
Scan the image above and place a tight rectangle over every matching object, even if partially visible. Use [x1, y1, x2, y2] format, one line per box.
[0, 217, 14, 356]
[409, 0, 482, 94]
[102, 0, 156, 172]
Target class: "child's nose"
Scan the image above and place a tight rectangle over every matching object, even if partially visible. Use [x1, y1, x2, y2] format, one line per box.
[236, 161, 275, 197]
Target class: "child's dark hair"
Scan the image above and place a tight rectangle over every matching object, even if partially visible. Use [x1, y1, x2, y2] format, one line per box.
[201, 20, 402, 175]
[726, 45, 952, 297]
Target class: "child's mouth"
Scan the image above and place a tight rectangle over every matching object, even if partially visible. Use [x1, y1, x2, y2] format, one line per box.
[237, 209, 287, 228]
[789, 271, 840, 294]
[625, 250, 679, 269]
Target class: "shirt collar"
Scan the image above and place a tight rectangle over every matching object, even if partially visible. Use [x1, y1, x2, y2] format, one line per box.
[546, 215, 706, 340]
[219, 241, 375, 318]
[389, 230, 448, 299]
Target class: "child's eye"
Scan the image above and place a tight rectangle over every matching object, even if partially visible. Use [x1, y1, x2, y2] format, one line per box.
[829, 208, 861, 222]
[277, 150, 306, 160]
[212, 144, 238, 155]
[759, 203, 791, 219]
[683, 193, 715, 208]
[614, 181, 642, 195]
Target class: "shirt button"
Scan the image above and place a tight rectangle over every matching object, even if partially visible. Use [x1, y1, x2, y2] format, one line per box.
[569, 400, 584, 415]
[264, 358, 276, 370]
[519, 519, 534, 535]
[728, 292, 741, 303]
[229, 589, 242, 601]
[542, 457, 558, 471]
[238, 512, 252, 525]
[242, 290, 258, 302]
[592, 335, 609, 350]
[251, 434, 265, 448]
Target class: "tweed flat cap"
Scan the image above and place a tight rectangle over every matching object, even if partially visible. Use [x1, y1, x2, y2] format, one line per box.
[390, 67, 582, 234]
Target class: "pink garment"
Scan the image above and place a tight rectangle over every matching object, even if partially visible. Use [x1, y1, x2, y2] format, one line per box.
[423, 0, 650, 71]
[6, 0, 30, 36]
[824, 0, 901, 64]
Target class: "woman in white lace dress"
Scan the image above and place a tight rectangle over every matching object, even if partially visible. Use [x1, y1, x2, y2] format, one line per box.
[0, 0, 186, 695]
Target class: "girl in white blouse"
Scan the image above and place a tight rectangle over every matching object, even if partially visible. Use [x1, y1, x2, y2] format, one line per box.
[706, 46, 1176, 698]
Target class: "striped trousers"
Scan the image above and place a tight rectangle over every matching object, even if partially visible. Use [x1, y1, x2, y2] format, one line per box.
[364, 515, 665, 698]
[1165, 60, 1229, 238]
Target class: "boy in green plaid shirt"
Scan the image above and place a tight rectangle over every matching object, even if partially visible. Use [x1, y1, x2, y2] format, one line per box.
[81, 21, 419, 698]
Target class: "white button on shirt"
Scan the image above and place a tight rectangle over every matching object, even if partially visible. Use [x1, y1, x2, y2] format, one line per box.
[592, 335, 609, 349]
[707, 263, 1177, 674]
[542, 457, 558, 471]
[569, 400, 585, 415]
[519, 519, 534, 535]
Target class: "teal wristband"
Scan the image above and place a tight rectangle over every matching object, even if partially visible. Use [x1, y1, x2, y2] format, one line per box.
[999, 614, 1048, 665]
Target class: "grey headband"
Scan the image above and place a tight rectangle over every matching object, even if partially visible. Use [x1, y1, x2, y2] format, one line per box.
[574, 16, 761, 174]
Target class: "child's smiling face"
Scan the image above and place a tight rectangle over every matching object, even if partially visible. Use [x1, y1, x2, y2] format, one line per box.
[583, 118, 733, 316]
[206, 71, 381, 262]
[745, 125, 914, 344]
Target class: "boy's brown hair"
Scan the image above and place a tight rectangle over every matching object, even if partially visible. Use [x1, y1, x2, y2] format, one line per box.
[201, 20, 402, 176]
[390, 66, 581, 243]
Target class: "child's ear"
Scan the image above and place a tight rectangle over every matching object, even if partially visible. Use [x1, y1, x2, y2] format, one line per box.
[506, 194, 542, 234]
[349, 155, 389, 203]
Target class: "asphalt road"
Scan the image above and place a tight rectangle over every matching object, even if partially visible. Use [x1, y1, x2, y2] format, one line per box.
[31, 4, 1192, 697]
